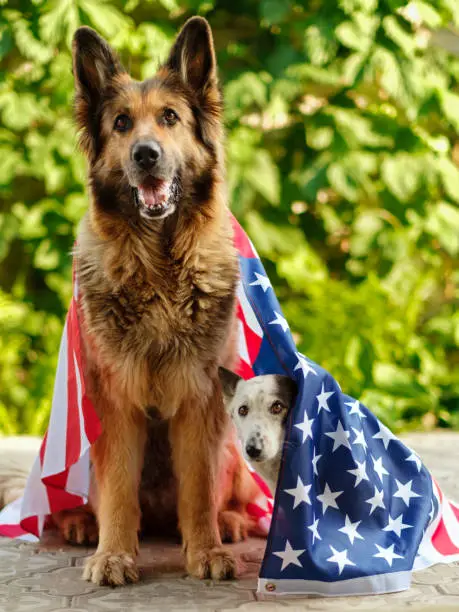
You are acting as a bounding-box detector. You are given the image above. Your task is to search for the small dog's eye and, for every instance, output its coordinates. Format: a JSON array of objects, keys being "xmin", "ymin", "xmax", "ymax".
[
  {"xmin": 114, "ymin": 114, "xmax": 132, "ymax": 132},
  {"xmin": 164, "ymin": 108, "xmax": 179, "ymax": 126},
  {"xmin": 238, "ymin": 405, "xmax": 249, "ymax": 417},
  {"xmin": 270, "ymin": 401, "xmax": 284, "ymax": 415}
]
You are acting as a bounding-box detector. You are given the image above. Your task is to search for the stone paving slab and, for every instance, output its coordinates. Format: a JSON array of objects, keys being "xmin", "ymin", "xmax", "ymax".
[{"xmin": 0, "ymin": 433, "xmax": 458, "ymax": 611}]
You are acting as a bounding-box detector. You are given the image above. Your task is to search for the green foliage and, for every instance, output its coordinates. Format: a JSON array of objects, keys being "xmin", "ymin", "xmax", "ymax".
[{"xmin": 0, "ymin": 0, "xmax": 458, "ymax": 434}]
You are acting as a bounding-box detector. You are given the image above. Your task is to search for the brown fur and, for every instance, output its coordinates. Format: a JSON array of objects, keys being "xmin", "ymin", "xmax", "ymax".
[{"xmin": 60, "ymin": 17, "xmax": 257, "ymax": 586}]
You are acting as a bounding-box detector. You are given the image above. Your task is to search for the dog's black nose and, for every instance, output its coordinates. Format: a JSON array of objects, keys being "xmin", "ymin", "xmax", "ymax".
[
  {"xmin": 132, "ymin": 141, "xmax": 161, "ymax": 170},
  {"xmin": 246, "ymin": 444, "xmax": 262, "ymax": 459}
]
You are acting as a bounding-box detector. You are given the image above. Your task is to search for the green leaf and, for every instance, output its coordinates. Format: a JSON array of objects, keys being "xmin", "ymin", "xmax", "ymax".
[
  {"xmin": 425, "ymin": 201, "xmax": 459, "ymax": 256},
  {"xmin": 382, "ymin": 16, "xmax": 415, "ymax": 57},
  {"xmin": 34, "ymin": 239, "xmax": 60, "ymax": 270},
  {"xmin": 381, "ymin": 154, "xmax": 425, "ymax": 202},
  {"xmin": 335, "ymin": 20, "xmax": 371, "ymax": 52},
  {"xmin": 437, "ymin": 157, "xmax": 459, "ymax": 203},
  {"xmin": 373, "ymin": 363, "xmax": 427, "ymax": 398},
  {"xmin": 245, "ymin": 149, "xmax": 280, "ymax": 205},
  {"xmin": 439, "ymin": 90, "xmax": 459, "ymax": 132},
  {"xmin": 304, "ymin": 20, "xmax": 338, "ymax": 66}
]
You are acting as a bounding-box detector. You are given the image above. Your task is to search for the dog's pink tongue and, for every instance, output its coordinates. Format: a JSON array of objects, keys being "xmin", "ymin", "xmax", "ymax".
[{"xmin": 138, "ymin": 181, "xmax": 168, "ymax": 208}]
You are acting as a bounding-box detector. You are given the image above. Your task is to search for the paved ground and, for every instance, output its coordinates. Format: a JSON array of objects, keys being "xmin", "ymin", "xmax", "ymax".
[{"xmin": 1, "ymin": 432, "xmax": 458, "ymax": 612}]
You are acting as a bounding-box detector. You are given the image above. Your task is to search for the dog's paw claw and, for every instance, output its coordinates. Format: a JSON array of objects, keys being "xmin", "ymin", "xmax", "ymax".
[
  {"xmin": 83, "ymin": 552, "xmax": 139, "ymax": 586},
  {"xmin": 187, "ymin": 547, "xmax": 236, "ymax": 580}
]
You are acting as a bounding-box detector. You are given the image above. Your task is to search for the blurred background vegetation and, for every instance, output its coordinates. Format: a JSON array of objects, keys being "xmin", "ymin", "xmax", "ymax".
[{"xmin": 0, "ymin": 0, "xmax": 458, "ymax": 435}]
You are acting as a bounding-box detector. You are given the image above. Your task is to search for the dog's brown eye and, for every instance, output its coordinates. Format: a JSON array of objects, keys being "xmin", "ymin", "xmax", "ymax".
[
  {"xmin": 114, "ymin": 114, "xmax": 132, "ymax": 132},
  {"xmin": 164, "ymin": 108, "xmax": 179, "ymax": 126},
  {"xmin": 238, "ymin": 405, "xmax": 249, "ymax": 417},
  {"xmin": 270, "ymin": 401, "xmax": 284, "ymax": 415}
]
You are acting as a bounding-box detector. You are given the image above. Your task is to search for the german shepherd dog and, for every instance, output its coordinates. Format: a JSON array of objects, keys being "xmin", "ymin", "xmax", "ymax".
[{"xmin": 62, "ymin": 17, "xmax": 256, "ymax": 586}]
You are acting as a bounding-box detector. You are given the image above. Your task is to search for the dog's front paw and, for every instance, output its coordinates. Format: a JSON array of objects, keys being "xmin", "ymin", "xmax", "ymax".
[
  {"xmin": 186, "ymin": 547, "xmax": 236, "ymax": 580},
  {"xmin": 83, "ymin": 551, "xmax": 139, "ymax": 586},
  {"xmin": 55, "ymin": 508, "xmax": 98, "ymax": 545},
  {"xmin": 218, "ymin": 510, "xmax": 248, "ymax": 543}
]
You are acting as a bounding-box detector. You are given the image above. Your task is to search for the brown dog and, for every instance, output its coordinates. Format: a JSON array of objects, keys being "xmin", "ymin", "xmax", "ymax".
[{"xmin": 64, "ymin": 17, "xmax": 252, "ymax": 586}]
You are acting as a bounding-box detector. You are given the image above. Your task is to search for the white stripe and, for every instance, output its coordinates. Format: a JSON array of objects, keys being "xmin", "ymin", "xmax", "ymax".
[
  {"xmin": 73, "ymin": 276, "xmax": 79, "ymax": 300},
  {"xmin": 0, "ymin": 498, "xmax": 39, "ymax": 542},
  {"xmin": 73, "ymin": 350, "xmax": 90, "ymax": 454},
  {"xmin": 66, "ymin": 451, "xmax": 90, "ymax": 499},
  {"xmin": 258, "ymin": 571, "xmax": 411, "ymax": 597},
  {"xmin": 439, "ymin": 495, "xmax": 459, "ymax": 550},
  {"xmin": 42, "ymin": 320, "xmax": 69, "ymax": 478},
  {"xmin": 237, "ymin": 281, "xmax": 263, "ymax": 338},
  {"xmin": 414, "ymin": 480, "xmax": 446, "ymax": 568},
  {"xmin": 20, "ymin": 455, "xmax": 51, "ymax": 529},
  {"xmin": 237, "ymin": 319, "xmax": 251, "ymax": 365}
]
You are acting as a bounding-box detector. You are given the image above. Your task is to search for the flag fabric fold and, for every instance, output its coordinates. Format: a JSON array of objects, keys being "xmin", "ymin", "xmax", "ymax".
[{"xmin": 1, "ymin": 214, "xmax": 458, "ymax": 598}]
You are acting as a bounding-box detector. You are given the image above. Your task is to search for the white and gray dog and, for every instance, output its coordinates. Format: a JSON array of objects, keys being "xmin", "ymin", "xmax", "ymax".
[{"xmin": 219, "ymin": 368, "xmax": 297, "ymax": 494}]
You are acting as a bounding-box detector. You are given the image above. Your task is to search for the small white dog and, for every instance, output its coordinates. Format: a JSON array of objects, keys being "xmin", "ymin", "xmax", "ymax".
[{"xmin": 219, "ymin": 368, "xmax": 297, "ymax": 494}]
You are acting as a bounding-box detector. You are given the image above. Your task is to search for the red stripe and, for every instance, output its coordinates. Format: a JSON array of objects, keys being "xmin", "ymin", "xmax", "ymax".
[
  {"xmin": 236, "ymin": 302, "xmax": 263, "ymax": 366},
  {"xmin": 235, "ymin": 357, "xmax": 254, "ymax": 380},
  {"xmin": 231, "ymin": 215, "xmax": 256, "ymax": 259},
  {"xmin": 39, "ymin": 431, "xmax": 48, "ymax": 466},
  {"xmin": 431, "ymin": 485, "xmax": 459, "ymax": 556},
  {"xmin": 20, "ymin": 516, "xmax": 40, "ymax": 538},
  {"xmin": 70, "ymin": 299, "xmax": 102, "ymax": 443},
  {"xmin": 66, "ymin": 307, "xmax": 82, "ymax": 468},
  {"xmin": 0, "ymin": 524, "xmax": 30, "ymax": 538}
]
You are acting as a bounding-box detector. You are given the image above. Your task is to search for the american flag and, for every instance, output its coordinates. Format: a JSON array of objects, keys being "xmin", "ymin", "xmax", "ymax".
[
  {"xmin": 1, "ymin": 214, "xmax": 459, "ymax": 598},
  {"xmin": 231, "ymin": 216, "xmax": 459, "ymax": 596}
]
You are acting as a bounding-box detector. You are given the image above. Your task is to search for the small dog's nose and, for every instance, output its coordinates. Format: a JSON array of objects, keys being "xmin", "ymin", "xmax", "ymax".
[
  {"xmin": 246, "ymin": 444, "xmax": 262, "ymax": 459},
  {"xmin": 132, "ymin": 141, "xmax": 161, "ymax": 170}
]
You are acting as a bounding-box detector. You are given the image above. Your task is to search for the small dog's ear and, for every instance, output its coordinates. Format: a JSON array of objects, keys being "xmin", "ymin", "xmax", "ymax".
[
  {"xmin": 166, "ymin": 17, "xmax": 217, "ymax": 95},
  {"xmin": 218, "ymin": 367, "xmax": 242, "ymax": 402},
  {"xmin": 72, "ymin": 27, "xmax": 123, "ymax": 158},
  {"xmin": 275, "ymin": 375, "xmax": 298, "ymax": 406}
]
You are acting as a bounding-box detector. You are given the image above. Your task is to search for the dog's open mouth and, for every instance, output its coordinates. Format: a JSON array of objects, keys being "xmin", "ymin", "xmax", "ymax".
[{"xmin": 133, "ymin": 177, "xmax": 173, "ymax": 219}]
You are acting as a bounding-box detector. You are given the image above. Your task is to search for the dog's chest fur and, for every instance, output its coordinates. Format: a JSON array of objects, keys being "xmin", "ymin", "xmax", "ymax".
[{"xmin": 76, "ymin": 213, "xmax": 238, "ymax": 411}]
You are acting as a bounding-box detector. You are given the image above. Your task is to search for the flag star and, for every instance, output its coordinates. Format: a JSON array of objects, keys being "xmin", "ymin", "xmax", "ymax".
[
  {"xmin": 317, "ymin": 483, "xmax": 343, "ymax": 515},
  {"xmin": 269, "ymin": 310, "xmax": 289, "ymax": 333},
  {"xmin": 312, "ymin": 446, "xmax": 322, "ymax": 476},
  {"xmin": 273, "ymin": 540, "xmax": 305, "ymax": 571},
  {"xmin": 294, "ymin": 352, "xmax": 318, "ymax": 380},
  {"xmin": 373, "ymin": 543, "xmax": 403, "ymax": 567},
  {"xmin": 284, "ymin": 476, "xmax": 312, "ymax": 509},
  {"xmin": 249, "ymin": 272, "xmax": 271, "ymax": 292},
  {"xmin": 351, "ymin": 427, "xmax": 367, "ymax": 451},
  {"xmin": 347, "ymin": 459, "xmax": 369, "ymax": 487},
  {"xmin": 365, "ymin": 486, "xmax": 385, "ymax": 515},
  {"xmin": 338, "ymin": 515, "xmax": 364, "ymax": 545},
  {"xmin": 316, "ymin": 383, "xmax": 334, "ymax": 413},
  {"xmin": 371, "ymin": 455, "xmax": 389, "ymax": 482},
  {"xmin": 406, "ymin": 451, "xmax": 422, "ymax": 472},
  {"xmin": 327, "ymin": 546, "xmax": 356, "ymax": 575},
  {"xmin": 307, "ymin": 515, "xmax": 321, "ymax": 544},
  {"xmin": 294, "ymin": 412, "xmax": 315, "ymax": 443},
  {"xmin": 325, "ymin": 421, "xmax": 352, "ymax": 452},
  {"xmin": 393, "ymin": 479, "xmax": 421, "ymax": 508},
  {"xmin": 345, "ymin": 399, "xmax": 367, "ymax": 419},
  {"xmin": 383, "ymin": 513, "xmax": 413, "ymax": 538},
  {"xmin": 372, "ymin": 422, "xmax": 397, "ymax": 450}
]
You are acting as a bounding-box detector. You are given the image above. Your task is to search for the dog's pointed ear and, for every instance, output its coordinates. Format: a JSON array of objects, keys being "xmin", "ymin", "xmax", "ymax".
[
  {"xmin": 72, "ymin": 27, "xmax": 123, "ymax": 158},
  {"xmin": 218, "ymin": 367, "xmax": 242, "ymax": 402},
  {"xmin": 166, "ymin": 17, "xmax": 217, "ymax": 95}
]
